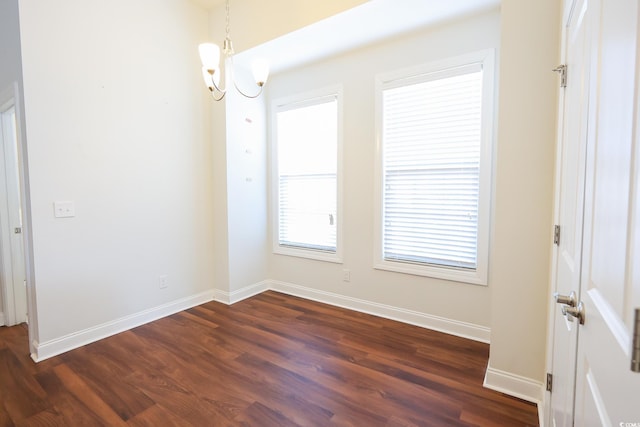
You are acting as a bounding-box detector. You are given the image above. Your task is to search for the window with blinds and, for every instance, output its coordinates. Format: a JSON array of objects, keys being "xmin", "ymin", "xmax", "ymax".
[
  {"xmin": 376, "ymin": 51, "xmax": 494, "ymax": 285},
  {"xmin": 273, "ymin": 91, "xmax": 342, "ymax": 261}
]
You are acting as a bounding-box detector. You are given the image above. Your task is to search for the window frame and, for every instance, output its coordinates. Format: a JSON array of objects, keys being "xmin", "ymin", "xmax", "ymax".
[
  {"xmin": 373, "ymin": 50, "xmax": 495, "ymax": 285},
  {"xmin": 270, "ymin": 86, "xmax": 344, "ymax": 263}
]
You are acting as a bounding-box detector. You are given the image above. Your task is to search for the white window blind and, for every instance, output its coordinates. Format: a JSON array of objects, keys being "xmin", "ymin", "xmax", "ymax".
[
  {"xmin": 382, "ymin": 64, "xmax": 483, "ymax": 270},
  {"xmin": 276, "ymin": 96, "xmax": 338, "ymax": 253}
]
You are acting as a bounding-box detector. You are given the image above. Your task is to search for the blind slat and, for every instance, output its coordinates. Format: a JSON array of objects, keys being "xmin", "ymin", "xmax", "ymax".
[
  {"xmin": 382, "ymin": 69, "xmax": 483, "ymax": 269},
  {"xmin": 277, "ymin": 99, "xmax": 338, "ymax": 252}
]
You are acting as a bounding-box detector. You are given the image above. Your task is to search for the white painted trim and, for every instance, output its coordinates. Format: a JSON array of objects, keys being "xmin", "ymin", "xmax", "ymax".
[
  {"xmin": 267, "ymin": 279, "xmax": 491, "ymax": 343},
  {"xmin": 270, "ymin": 86, "xmax": 344, "ymax": 265},
  {"xmin": 213, "ymin": 281, "xmax": 270, "ymax": 305},
  {"xmin": 373, "ymin": 49, "xmax": 496, "ymax": 287},
  {"xmin": 538, "ymin": 392, "xmax": 548, "ymax": 427},
  {"xmin": 483, "ymin": 363, "xmax": 544, "ymax": 405},
  {"xmin": 31, "ymin": 290, "xmax": 214, "ymax": 362}
]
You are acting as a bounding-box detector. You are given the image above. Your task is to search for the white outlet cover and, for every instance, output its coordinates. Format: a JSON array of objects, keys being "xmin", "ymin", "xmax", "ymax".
[{"xmin": 54, "ymin": 201, "xmax": 75, "ymax": 218}]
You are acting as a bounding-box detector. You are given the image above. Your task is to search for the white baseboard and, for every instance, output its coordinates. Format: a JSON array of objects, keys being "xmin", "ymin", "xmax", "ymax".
[
  {"xmin": 27, "ymin": 278, "xmax": 543, "ymax": 416},
  {"xmin": 31, "ymin": 290, "xmax": 214, "ymax": 362},
  {"xmin": 538, "ymin": 394, "xmax": 547, "ymax": 427},
  {"xmin": 214, "ymin": 281, "xmax": 270, "ymax": 305},
  {"xmin": 267, "ymin": 279, "xmax": 491, "ymax": 343},
  {"xmin": 483, "ymin": 363, "xmax": 544, "ymax": 405}
]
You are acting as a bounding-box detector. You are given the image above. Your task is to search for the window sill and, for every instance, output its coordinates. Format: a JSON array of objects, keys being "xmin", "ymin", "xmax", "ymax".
[
  {"xmin": 374, "ymin": 259, "xmax": 487, "ymax": 286},
  {"xmin": 274, "ymin": 245, "xmax": 343, "ymax": 264}
]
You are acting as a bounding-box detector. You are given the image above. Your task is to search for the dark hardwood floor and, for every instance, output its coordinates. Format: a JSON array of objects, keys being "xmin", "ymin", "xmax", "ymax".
[{"xmin": 0, "ymin": 291, "xmax": 538, "ymax": 426}]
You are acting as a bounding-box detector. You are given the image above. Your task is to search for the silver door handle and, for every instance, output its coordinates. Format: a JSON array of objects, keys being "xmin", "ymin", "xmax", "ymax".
[
  {"xmin": 562, "ymin": 301, "xmax": 585, "ymax": 325},
  {"xmin": 554, "ymin": 291, "xmax": 576, "ymax": 307}
]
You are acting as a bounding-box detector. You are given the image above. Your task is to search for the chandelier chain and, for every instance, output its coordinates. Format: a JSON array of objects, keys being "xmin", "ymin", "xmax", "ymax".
[{"xmin": 225, "ymin": 0, "xmax": 230, "ymax": 39}]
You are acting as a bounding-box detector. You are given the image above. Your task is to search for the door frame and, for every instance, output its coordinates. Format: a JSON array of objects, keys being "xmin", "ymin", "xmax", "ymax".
[
  {"xmin": 0, "ymin": 81, "xmax": 35, "ymax": 343},
  {"xmin": 543, "ymin": 0, "xmax": 582, "ymax": 424}
]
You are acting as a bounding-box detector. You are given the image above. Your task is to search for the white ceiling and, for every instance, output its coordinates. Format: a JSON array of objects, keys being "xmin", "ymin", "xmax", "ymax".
[{"xmin": 235, "ymin": 0, "xmax": 501, "ymax": 74}]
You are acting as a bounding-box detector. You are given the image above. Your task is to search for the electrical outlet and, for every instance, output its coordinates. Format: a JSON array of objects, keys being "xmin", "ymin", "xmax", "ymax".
[
  {"xmin": 342, "ymin": 269, "xmax": 351, "ymax": 282},
  {"xmin": 54, "ymin": 201, "xmax": 75, "ymax": 218},
  {"xmin": 159, "ymin": 275, "xmax": 168, "ymax": 289}
]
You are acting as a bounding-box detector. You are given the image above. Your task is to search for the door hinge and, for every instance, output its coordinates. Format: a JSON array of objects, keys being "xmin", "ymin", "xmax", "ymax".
[
  {"xmin": 14, "ymin": 227, "xmax": 22, "ymax": 234},
  {"xmin": 553, "ymin": 65, "xmax": 567, "ymax": 88},
  {"xmin": 553, "ymin": 225, "xmax": 561, "ymax": 246},
  {"xmin": 546, "ymin": 373, "xmax": 553, "ymax": 392}
]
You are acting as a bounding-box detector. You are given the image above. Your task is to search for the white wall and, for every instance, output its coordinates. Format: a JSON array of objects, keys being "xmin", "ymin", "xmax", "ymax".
[
  {"xmin": 11, "ymin": 0, "xmax": 561, "ymax": 404},
  {"xmin": 205, "ymin": 0, "xmax": 370, "ymax": 301},
  {"xmin": 18, "ymin": 0, "xmax": 215, "ymax": 354},
  {"xmin": 266, "ymin": 2, "xmax": 561, "ymax": 400},
  {"xmin": 266, "ymin": 11, "xmax": 500, "ymax": 331},
  {"xmin": 225, "ymin": 69, "xmax": 268, "ymax": 295}
]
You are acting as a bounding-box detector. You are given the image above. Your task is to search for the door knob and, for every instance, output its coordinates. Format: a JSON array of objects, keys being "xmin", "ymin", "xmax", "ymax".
[
  {"xmin": 554, "ymin": 291, "xmax": 577, "ymax": 307},
  {"xmin": 562, "ymin": 301, "xmax": 585, "ymax": 325}
]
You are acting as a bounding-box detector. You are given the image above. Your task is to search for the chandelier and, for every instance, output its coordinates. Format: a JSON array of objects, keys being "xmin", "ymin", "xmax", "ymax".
[{"xmin": 198, "ymin": 0, "xmax": 269, "ymax": 101}]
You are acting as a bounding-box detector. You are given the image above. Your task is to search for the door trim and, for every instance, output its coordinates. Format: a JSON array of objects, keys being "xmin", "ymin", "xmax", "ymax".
[
  {"xmin": 0, "ymin": 83, "xmax": 22, "ymax": 326},
  {"xmin": 0, "ymin": 81, "xmax": 36, "ymax": 352},
  {"xmin": 543, "ymin": 0, "xmax": 579, "ymax": 424}
]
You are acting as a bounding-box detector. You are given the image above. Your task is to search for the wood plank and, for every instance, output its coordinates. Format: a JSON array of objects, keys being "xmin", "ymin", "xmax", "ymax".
[{"xmin": 0, "ymin": 291, "xmax": 538, "ymax": 425}]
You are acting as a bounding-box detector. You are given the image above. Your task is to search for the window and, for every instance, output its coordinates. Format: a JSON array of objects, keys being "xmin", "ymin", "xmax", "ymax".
[
  {"xmin": 272, "ymin": 88, "xmax": 342, "ymax": 262},
  {"xmin": 375, "ymin": 51, "xmax": 495, "ymax": 285}
]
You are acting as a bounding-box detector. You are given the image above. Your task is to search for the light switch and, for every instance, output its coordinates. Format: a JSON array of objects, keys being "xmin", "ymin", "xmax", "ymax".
[{"xmin": 54, "ymin": 201, "xmax": 75, "ymax": 218}]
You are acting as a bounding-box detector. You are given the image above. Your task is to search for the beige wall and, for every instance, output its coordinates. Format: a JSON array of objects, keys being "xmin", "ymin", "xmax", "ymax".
[
  {"xmin": 225, "ymin": 71, "xmax": 268, "ymax": 294},
  {"xmin": 489, "ymin": 0, "xmax": 560, "ymax": 383},
  {"xmin": 14, "ymin": 0, "xmax": 561, "ymax": 399},
  {"xmin": 265, "ymin": 10, "xmax": 500, "ymax": 330},
  {"xmin": 205, "ymin": 0, "xmax": 371, "ymax": 297},
  {"xmin": 18, "ymin": 0, "xmax": 214, "ymax": 346},
  {"xmin": 210, "ymin": 0, "xmax": 561, "ymax": 394}
]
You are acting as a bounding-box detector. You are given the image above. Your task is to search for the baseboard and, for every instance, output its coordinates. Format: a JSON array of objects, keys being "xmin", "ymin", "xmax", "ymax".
[
  {"xmin": 538, "ymin": 394, "xmax": 547, "ymax": 427},
  {"xmin": 267, "ymin": 279, "xmax": 491, "ymax": 343},
  {"xmin": 31, "ymin": 290, "xmax": 215, "ymax": 362},
  {"xmin": 213, "ymin": 281, "xmax": 270, "ymax": 305},
  {"xmin": 483, "ymin": 363, "xmax": 544, "ymax": 405}
]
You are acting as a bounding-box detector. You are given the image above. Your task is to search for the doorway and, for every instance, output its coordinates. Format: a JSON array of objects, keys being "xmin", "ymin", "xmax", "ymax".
[{"xmin": 0, "ymin": 83, "xmax": 27, "ymax": 327}]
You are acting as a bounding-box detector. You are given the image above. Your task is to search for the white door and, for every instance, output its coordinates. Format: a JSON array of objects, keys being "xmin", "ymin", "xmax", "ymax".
[
  {"xmin": 549, "ymin": 0, "xmax": 593, "ymax": 425},
  {"xmin": 0, "ymin": 92, "xmax": 27, "ymax": 326},
  {"xmin": 573, "ymin": 0, "xmax": 640, "ymax": 423}
]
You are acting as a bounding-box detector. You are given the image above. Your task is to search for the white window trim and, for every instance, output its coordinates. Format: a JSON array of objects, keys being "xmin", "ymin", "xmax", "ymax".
[
  {"xmin": 270, "ymin": 85, "xmax": 344, "ymax": 264},
  {"xmin": 373, "ymin": 49, "xmax": 495, "ymax": 285}
]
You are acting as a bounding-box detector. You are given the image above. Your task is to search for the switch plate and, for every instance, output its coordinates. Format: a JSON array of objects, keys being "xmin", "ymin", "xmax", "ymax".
[
  {"xmin": 342, "ymin": 269, "xmax": 351, "ymax": 282},
  {"xmin": 54, "ymin": 201, "xmax": 75, "ymax": 218},
  {"xmin": 159, "ymin": 275, "xmax": 168, "ymax": 289}
]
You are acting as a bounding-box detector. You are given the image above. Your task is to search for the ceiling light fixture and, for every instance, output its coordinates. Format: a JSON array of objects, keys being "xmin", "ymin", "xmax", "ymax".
[{"xmin": 198, "ymin": 0, "xmax": 269, "ymax": 101}]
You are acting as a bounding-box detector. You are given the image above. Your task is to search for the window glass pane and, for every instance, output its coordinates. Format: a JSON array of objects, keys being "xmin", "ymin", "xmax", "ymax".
[
  {"xmin": 277, "ymin": 98, "xmax": 337, "ymax": 252},
  {"xmin": 382, "ymin": 68, "xmax": 483, "ymax": 269}
]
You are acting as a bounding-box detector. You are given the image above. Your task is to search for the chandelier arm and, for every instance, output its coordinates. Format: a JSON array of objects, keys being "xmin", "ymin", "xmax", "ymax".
[
  {"xmin": 232, "ymin": 78, "xmax": 264, "ymax": 99},
  {"xmin": 210, "ymin": 77, "xmax": 227, "ymax": 97},
  {"xmin": 200, "ymin": 0, "xmax": 266, "ymax": 101},
  {"xmin": 210, "ymin": 89, "xmax": 226, "ymax": 101},
  {"xmin": 227, "ymin": 55, "xmax": 263, "ymax": 99}
]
